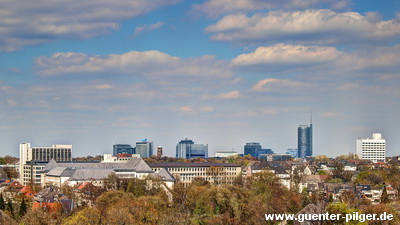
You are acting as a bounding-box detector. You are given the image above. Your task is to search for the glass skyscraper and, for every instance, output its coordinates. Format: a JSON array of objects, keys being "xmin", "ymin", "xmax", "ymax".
[
  {"xmin": 298, "ymin": 124, "xmax": 313, "ymax": 158},
  {"xmin": 176, "ymin": 138, "xmax": 208, "ymax": 159}
]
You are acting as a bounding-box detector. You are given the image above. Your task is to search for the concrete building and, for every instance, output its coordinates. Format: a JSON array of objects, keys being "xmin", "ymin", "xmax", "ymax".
[
  {"xmin": 149, "ymin": 162, "xmax": 241, "ymax": 186},
  {"xmin": 19, "ymin": 143, "xmax": 72, "ymax": 185},
  {"xmin": 356, "ymin": 133, "xmax": 386, "ymax": 162},
  {"xmin": 136, "ymin": 139, "xmax": 153, "ymax": 158},
  {"xmin": 176, "ymin": 138, "xmax": 208, "ymax": 159},
  {"xmin": 157, "ymin": 146, "xmax": 163, "ymax": 158}
]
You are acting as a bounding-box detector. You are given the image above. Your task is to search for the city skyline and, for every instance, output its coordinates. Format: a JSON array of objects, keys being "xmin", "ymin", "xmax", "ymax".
[{"xmin": 1, "ymin": 1, "xmax": 400, "ymax": 157}]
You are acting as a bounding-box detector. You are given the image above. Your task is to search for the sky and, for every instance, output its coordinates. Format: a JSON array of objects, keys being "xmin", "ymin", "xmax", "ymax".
[{"xmin": 1, "ymin": 0, "xmax": 400, "ymax": 157}]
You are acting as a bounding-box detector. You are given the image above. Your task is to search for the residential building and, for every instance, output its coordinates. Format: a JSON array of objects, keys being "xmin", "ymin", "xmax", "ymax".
[
  {"xmin": 136, "ymin": 139, "xmax": 153, "ymax": 158},
  {"xmin": 19, "ymin": 143, "xmax": 72, "ymax": 185},
  {"xmin": 149, "ymin": 162, "xmax": 241, "ymax": 186},
  {"xmin": 356, "ymin": 133, "xmax": 386, "ymax": 162},
  {"xmin": 113, "ymin": 144, "xmax": 135, "ymax": 155},
  {"xmin": 286, "ymin": 148, "xmax": 298, "ymax": 158},
  {"xmin": 260, "ymin": 154, "xmax": 293, "ymax": 162},
  {"xmin": 298, "ymin": 124, "xmax": 313, "ymax": 158},
  {"xmin": 176, "ymin": 138, "xmax": 208, "ymax": 159}
]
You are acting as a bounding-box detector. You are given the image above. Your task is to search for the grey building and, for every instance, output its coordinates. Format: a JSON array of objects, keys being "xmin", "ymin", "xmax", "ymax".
[
  {"xmin": 136, "ymin": 139, "xmax": 153, "ymax": 158},
  {"xmin": 298, "ymin": 124, "xmax": 313, "ymax": 158},
  {"xmin": 244, "ymin": 143, "xmax": 274, "ymax": 158},
  {"xmin": 113, "ymin": 144, "xmax": 135, "ymax": 155},
  {"xmin": 176, "ymin": 138, "xmax": 208, "ymax": 159}
]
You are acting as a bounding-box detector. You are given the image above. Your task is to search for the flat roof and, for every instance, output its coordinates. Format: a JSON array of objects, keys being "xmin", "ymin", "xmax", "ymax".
[{"xmin": 148, "ymin": 162, "xmax": 240, "ymax": 168}]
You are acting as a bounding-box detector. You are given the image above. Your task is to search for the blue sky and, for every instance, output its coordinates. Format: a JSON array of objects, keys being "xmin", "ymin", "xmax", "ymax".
[{"xmin": 1, "ymin": 0, "xmax": 400, "ymax": 157}]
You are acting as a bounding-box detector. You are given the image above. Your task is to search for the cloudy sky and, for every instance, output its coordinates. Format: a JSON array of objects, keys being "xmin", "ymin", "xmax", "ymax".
[{"xmin": 1, "ymin": 0, "xmax": 400, "ymax": 157}]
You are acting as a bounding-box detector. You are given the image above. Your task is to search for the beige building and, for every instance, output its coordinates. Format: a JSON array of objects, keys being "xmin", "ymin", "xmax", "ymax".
[{"xmin": 148, "ymin": 162, "xmax": 241, "ymax": 186}]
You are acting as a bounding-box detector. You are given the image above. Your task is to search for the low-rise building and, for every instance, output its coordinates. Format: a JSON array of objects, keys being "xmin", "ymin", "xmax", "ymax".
[{"xmin": 149, "ymin": 162, "xmax": 241, "ymax": 186}]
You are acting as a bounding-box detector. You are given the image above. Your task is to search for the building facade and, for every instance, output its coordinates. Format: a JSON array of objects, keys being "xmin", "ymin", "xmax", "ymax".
[
  {"xmin": 113, "ymin": 144, "xmax": 135, "ymax": 155},
  {"xmin": 176, "ymin": 138, "xmax": 208, "ymax": 159},
  {"xmin": 356, "ymin": 133, "xmax": 386, "ymax": 162},
  {"xmin": 244, "ymin": 143, "xmax": 274, "ymax": 158},
  {"xmin": 286, "ymin": 148, "xmax": 299, "ymax": 158},
  {"xmin": 149, "ymin": 162, "xmax": 241, "ymax": 186},
  {"xmin": 136, "ymin": 139, "xmax": 153, "ymax": 158},
  {"xmin": 298, "ymin": 124, "xmax": 312, "ymax": 158},
  {"xmin": 157, "ymin": 146, "xmax": 163, "ymax": 158},
  {"xmin": 19, "ymin": 143, "xmax": 72, "ymax": 185}
]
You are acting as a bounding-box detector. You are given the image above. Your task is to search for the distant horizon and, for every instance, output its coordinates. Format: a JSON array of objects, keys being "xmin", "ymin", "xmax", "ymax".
[{"xmin": 1, "ymin": 0, "xmax": 399, "ymax": 158}]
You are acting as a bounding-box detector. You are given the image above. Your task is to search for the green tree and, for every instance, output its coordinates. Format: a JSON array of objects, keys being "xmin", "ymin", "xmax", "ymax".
[
  {"xmin": 7, "ymin": 199, "xmax": 14, "ymax": 216},
  {"xmin": 380, "ymin": 186, "xmax": 390, "ymax": 203},
  {"xmin": 0, "ymin": 193, "xmax": 5, "ymax": 210},
  {"xmin": 18, "ymin": 198, "xmax": 27, "ymax": 217}
]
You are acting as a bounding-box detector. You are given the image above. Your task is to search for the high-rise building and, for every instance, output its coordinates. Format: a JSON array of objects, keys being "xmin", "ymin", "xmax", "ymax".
[
  {"xmin": 113, "ymin": 144, "xmax": 135, "ymax": 155},
  {"xmin": 298, "ymin": 124, "xmax": 312, "ymax": 158},
  {"xmin": 356, "ymin": 133, "xmax": 386, "ymax": 162},
  {"xmin": 136, "ymin": 139, "xmax": 153, "ymax": 158},
  {"xmin": 157, "ymin": 146, "xmax": 163, "ymax": 158},
  {"xmin": 244, "ymin": 142, "xmax": 261, "ymax": 157},
  {"xmin": 176, "ymin": 138, "xmax": 208, "ymax": 159},
  {"xmin": 19, "ymin": 143, "xmax": 72, "ymax": 185}
]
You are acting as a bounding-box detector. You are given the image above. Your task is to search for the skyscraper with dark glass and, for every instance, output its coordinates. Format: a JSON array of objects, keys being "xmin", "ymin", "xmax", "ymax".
[
  {"xmin": 298, "ymin": 124, "xmax": 312, "ymax": 158},
  {"xmin": 113, "ymin": 144, "xmax": 135, "ymax": 155}
]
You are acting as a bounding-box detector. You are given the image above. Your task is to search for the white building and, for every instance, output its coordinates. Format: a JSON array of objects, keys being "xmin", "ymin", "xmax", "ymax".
[
  {"xmin": 356, "ymin": 133, "xmax": 386, "ymax": 162},
  {"xmin": 214, "ymin": 151, "xmax": 239, "ymax": 158},
  {"xmin": 102, "ymin": 154, "xmax": 140, "ymax": 163},
  {"xmin": 19, "ymin": 143, "xmax": 72, "ymax": 185}
]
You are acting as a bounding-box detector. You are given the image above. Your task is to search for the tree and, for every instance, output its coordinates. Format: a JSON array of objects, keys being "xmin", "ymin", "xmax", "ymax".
[
  {"xmin": 0, "ymin": 193, "xmax": 5, "ymax": 210},
  {"xmin": 18, "ymin": 198, "xmax": 27, "ymax": 217},
  {"xmin": 6, "ymin": 199, "xmax": 14, "ymax": 216},
  {"xmin": 62, "ymin": 207, "xmax": 102, "ymax": 225},
  {"xmin": 380, "ymin": 186, "xmax": 390, "ymax": 203}
]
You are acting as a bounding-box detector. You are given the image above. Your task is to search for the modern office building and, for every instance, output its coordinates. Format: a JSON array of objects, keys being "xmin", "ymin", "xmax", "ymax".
[
  {"xmin": 244, "ymin": 143, "xmax": 274, "ymax": 158},
  {"xmin": 113, "ymin": 144, "xmax": 135, "ymax": 155},
  {"xmin": 298, "ymin": 124, "xmax": 313, "ymax": 158},
  {"xmin": 286, "ymin": 148, "xmax": 298, "ymax": 158},
  {"xmin": 244, "ymin": 142, "xmax": 261, "ymax": 157},
  {"xmin": 136, "ymin": 139, "xmax": 153, "ymax": 158},
  {"xmin": 19, "ymin": 143, "xmax": 72, "ymax": 185},
  {"xmin": 356, "ymin": 133, "xmax": 386, "ymax": 162},
  {"xmin": 176, "ymin": 138, "xmax": 208, "ymax": 159}
]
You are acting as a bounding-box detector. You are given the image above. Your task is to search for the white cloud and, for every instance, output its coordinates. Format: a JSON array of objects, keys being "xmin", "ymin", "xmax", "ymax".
[
  {"xmin": 202, "ymin": 90, "xmax": 241, "ymax": 100},
  {"xmin": 34, "ymin": 50, "xmax": 232, "ymax": 79},
  {"xmin": 179, "ymin": 106, "xmax": 194, "ymax": 112},
  {"xmin": 206, "ymin": 9, "xmax": 400, "ymax": 45},
  {"xmin": 232, "ymin": 44, "xmax": 341, "ymax": 67},
  {"xmin": 200, "ymin": 106, "xmax": 216, "ymax": 113},
  {"xmin": 193, "ymin": 0, "xmax": 350, "ymax": 17},
  {"xmin": 132, "ymin": 22, "xmax": 165, "ymax": 38},
  {"xmin": 319, "ymin": 112, "xmax": 340, "ymax": 117},
  {"xmin": 0, "ymin": 0, "xmax": 180, "ymax": 52},
  {"xmin": 251, "ymin": 78, "xmax": 313, "ymax": 92}
]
